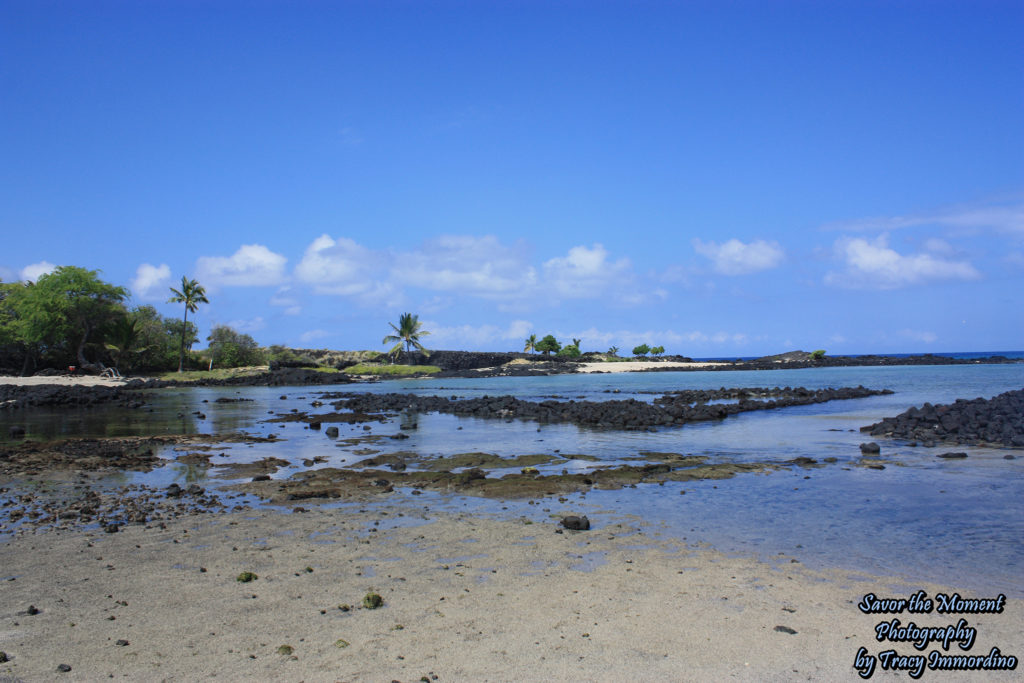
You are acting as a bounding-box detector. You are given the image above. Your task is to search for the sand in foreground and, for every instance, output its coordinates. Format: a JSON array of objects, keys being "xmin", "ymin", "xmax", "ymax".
[{"xmin": 1, "ymin": 507, "xmax": 1020, "ymax": 682}]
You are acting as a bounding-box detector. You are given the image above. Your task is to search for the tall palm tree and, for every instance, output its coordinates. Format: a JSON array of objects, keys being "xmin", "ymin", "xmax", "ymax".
[
  {"xmin": 571, "ymin": 338, "xmax": 581, "ymax": 348},
  {"xmin": 607, "ymin": 346, "xmax": 619, "ymax": 357},
  {"xmin": 383, "ymin": 312, "xmax": 430, "ymax": 361},
  {"xmin": 168, "ymin": 276, "xmax": 209, "ymax": 372},
  {"xmin": 524, "ymin": 334, "xmax": 538, "ymax": 354}
]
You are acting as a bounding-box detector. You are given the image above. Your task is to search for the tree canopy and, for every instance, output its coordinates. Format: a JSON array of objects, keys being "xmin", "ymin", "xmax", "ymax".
[{"xmin": 536, "ymin": 335, "xmax": 561, "ymax": 355}]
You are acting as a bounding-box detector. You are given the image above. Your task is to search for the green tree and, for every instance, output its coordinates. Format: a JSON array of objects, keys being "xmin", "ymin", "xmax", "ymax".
[
  {"xmin": 535, "ymin": 334, "xmax": 561, "ymax": 356},
  {"xmin": 810, "ymin": 349, "xmax": 826, "ymax": 360},
  {"xmin": 168, "ymin": 276, "xmax": 209, "ymax": 373},
  {"xmin": 104, "ymin": 313, "xmax": 148, "ymax": 373},
  {"xmin": 128, "ymin": 305, "xmax": 191, "ymax": 372},
  {"xmin": 25, "ymin": 267, "xmax": 128, "ymax": 372},
  {"xmin": 383, "ymin": 312, "xmax": 430, "ymax": 360},
  {"xmin": 572, "ymin": 338, "xmax": 581, "ymax": 348},
  {"xmin": 207, "ymin": 325, "xmax": 265, "ymax": 368},
  {"xmin": 556, "ymin": 344, "xmax": 581, "ymax": 358},
  {"xmin": 524, "ymin": 334, "xmax": 538, "ymax": 354},
  {"xmin": 651, "ymin": 345, "xmax": 665, "ymax": 357},
  {"xmin": 632, "ymin": 343, "xmax": 651, "ymax": 357},
  {"xmin": 607, "ymin": 346, "xmax": 619, "ymax": 357}
]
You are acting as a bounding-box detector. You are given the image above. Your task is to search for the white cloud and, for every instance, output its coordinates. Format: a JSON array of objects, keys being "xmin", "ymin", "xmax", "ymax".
[
  {"xmin": 294, "ymin": 234, "xmax": 395, "ymax": 303},
  {"xmin": 395, "ymin": 235, "xmax": 536, "ymax": 296},
  {"xmin": 825, "ymin": 234, "xmax": 981, "ymax": 289},
  {"xmin": 225, "ymin": 317, "xmax": 266, "ymax": 334},
  {"xmin": 424, "ymin": 320, "xmax": 534, "ymax": 349},
  {"xmin": 692, "ymin": 238, "xmax": 784, "ymax": 275},
  {"xmin": 824, "ymin": 201, "xmax": 1024, "ymax": 235},
  {"xmin": 299, "ymin": 329, "xmax": 330, "ymax": 344},
  {"xmin": 21, "ymin": 261, "xmax": 56, "ymax": 282},
  {"xmin": 269, "ymin": 286, "xmax": 302, "ymax": 315},
  {"xmin": 131, "ymin": 263, "xmax": 171, "ymax": 300},
  {"xmin": 555, "ymin": 327, "xmax": 750, "ymax": 353},
  {"xmin": 542, "ymin": 244, "xmax": 631, "ymax": 298},
  {"xmin": 196, "ymin": 244, "xmax": 287, "ymax": 287},
  {"xmin": 922, "ymin": 238, "xmax": 954, "ymax": 255}
]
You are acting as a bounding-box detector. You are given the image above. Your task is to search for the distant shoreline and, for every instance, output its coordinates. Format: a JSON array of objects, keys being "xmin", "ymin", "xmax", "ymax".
[{"xmin": 1, "ymin": 350, "xmax": 1022, "ymax": 387}]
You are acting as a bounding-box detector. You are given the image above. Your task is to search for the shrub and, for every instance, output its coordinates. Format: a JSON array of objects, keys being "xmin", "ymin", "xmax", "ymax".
[
  {"xmin": 810, "ymin": 349, "xmax": 826, "ymax": 360},
  {"xmin": 556, "ymin": 344, "xmax": 581, "ymax": 358},
  {"xmin": 632, "ymin": 344, "xmax": 651, "ymax": 357}
]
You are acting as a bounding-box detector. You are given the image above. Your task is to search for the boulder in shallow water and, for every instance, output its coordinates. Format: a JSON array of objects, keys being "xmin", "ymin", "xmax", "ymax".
[{"xmin": 560, "ymin": 515, "xmax": 591, "ymax": 531}]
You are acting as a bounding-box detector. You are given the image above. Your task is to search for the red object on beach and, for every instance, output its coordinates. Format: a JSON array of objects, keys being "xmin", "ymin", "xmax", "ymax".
[{"xmin": 68, "ymin": 366, "xmax": 76, "ymax": 374}]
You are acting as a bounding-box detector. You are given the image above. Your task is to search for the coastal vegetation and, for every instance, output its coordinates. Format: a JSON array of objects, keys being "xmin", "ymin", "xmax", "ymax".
[
  {"xmin": 535, "ymin": 335, "xmax": 560, "ymax": 355},
  {"xmin": 167, "ymin": 276, "xmax": 209, "ymax": 373},
  {"xmin": 383, "ymin": 312, "xmax": 430, "ymax": 360},
  {"xmin": 342, "ymin": 363, "xmax": 441, "ymax": 377}
]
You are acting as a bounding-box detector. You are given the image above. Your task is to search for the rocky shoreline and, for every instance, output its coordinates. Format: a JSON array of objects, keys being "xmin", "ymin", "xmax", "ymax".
[
  {"xmin": 862, "ymin": 388, "xmax": 1024, "ymax": 448},
  {"xmin": 324, "ymin": 385, "xmax": 892, "ymax": 431}
]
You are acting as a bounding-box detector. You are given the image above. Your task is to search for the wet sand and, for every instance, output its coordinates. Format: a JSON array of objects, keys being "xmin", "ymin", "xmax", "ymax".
[{"xmin": 2, "ymin": 506, "xmax": 1020, "ymax": 681}]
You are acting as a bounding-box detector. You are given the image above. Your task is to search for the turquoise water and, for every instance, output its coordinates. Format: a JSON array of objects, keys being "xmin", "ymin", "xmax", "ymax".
[{"xmin": 2, "ymin": 362, "xmax": 1022, "ymax": 594}]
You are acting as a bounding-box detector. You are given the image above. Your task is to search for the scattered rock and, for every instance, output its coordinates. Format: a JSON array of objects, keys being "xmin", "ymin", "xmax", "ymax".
[
  {"xmin": 774, "ymin": 625, "xmax": 797, "ymax": 634},
  {"xmin": 937, "ymin": 452, "xmax": 968, "ymax": 459},
  {"xmin": 236, "ymin": 571, "xmax": 258, "ymax": 583},
  {"xmin": 560, "ymin": 516, "xmax": 591, "ymax": 531},
  {"xmin": 362, "ymin": 592, "xmax": 383, "ymax": 609}
]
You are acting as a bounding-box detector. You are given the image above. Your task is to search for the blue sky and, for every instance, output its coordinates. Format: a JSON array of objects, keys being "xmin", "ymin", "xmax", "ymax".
[{"xmin": 2, "ymin": 1, "xmax": 1022, "ymax": 355}]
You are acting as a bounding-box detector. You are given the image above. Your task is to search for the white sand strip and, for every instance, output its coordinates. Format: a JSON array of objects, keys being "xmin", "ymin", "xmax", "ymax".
[
  {"xmin": 0, "ymin": 375, "xmax": 127, "ymax": 387},
  {"xmin": 575, "ymin": 361, "xmax": 731, "ymax": 373}
]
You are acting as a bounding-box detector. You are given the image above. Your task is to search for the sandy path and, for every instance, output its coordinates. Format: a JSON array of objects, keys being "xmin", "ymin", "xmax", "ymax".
[
  {"xmin": 0, "ymin": 375, "xmax": 127, "ymax": 387},
  {"xmin": 2, "ymin": 507, "xmax": 1018, "ymax": 681}
]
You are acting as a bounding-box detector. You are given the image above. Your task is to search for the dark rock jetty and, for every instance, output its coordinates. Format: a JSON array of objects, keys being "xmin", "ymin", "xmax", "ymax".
[
  {"xmin": 861, "ymin": 388, "xmax": 1024, "ymax": 447},
  {"xmin": 0, "ymin": 383, "xmax": 148, "ymax": 411},
  {"xmin": 328, "ymin": 385, "xmax": 892, "ymax": 431}
]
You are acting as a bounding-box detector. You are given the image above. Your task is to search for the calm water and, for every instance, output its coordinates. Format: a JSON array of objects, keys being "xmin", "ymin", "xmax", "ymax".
[{"xmin": 2, "ymin": 362, "xmax": 1022, "ymax": 595}]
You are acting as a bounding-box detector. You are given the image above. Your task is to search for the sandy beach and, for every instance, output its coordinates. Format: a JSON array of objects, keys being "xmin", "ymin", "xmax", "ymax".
[
  {"xmin": 575, "ymin": 361, "xmax": 731, "ymax": 373},
  {"xmin": 2, "ymin": 505, "xmax": 1020, "ymax": 682}
]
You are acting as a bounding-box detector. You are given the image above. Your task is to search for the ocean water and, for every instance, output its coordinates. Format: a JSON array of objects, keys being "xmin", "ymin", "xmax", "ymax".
[{"xmin": 2, "ymin": 361, "xmax": 1022, "ymax": 595}]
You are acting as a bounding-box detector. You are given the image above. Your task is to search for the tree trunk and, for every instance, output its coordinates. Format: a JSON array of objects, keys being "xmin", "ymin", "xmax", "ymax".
[
  {"xmin": 76, "ymin": 324, "xmax": 104, "ymax": 374},
  {"xmin": 178, "ymin": 308, "xmax": 188, "ymax": 372}
]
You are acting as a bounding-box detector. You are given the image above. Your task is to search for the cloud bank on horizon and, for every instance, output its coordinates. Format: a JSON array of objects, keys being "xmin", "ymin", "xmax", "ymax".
[{"xmin": 1, "ymin": 3, "xmax": 1021, "ymax": 355}]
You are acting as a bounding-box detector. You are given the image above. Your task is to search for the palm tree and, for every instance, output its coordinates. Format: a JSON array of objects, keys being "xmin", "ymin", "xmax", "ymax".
[
  {"xmin": 524, "ymin": 334, "xmax": 538, "ymax": 354},
  {"xmin": 607, "ymin": 346, "xmax": 619, "ymax": 357},
  {"xmin": 168, "ymin": 276, "xmax": 209, "ymax": 372},
  {"xmin": 383, "ymin": 312, "xmax": 430, "ymax": 362},
  {"xmin": 104, "ymin": 314, "xmax": 147, "ymax": 374},
  {"xmin": 571, "ymin": 338, "xmax": 581, "ymax": 348}
]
